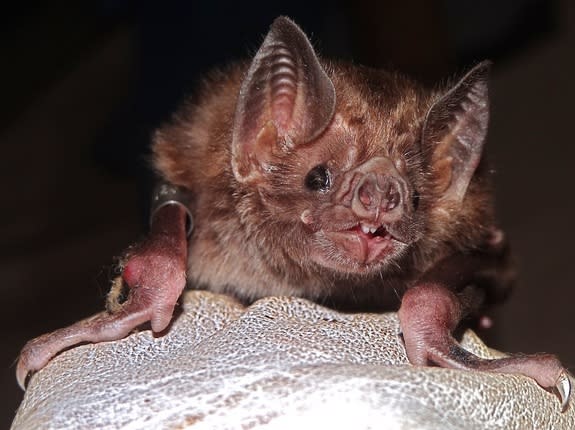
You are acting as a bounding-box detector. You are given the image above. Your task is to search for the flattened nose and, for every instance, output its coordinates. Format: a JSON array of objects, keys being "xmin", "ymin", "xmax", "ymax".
[{"xmin": 352, "ymin": 173, "xmax": 402, "ymax": 220}]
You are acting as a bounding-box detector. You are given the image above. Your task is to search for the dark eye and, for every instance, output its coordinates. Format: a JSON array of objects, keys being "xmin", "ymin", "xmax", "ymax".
[{"xmin": 305, "ymin": 165, "xmax": 331, "ymax": 192}]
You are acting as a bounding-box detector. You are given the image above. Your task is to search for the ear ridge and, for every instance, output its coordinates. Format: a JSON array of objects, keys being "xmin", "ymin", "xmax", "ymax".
[
  {"xmin": 423, "ymin": 61, "xmax": 491, "ymax": 203},
  {"xmin": 232, "ymin": 16, "xmax": 336, "ymax": 183}
]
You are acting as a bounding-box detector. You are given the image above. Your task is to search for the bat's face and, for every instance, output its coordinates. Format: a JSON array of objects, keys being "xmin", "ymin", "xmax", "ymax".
[
  {"xmin": 296, "ymin": 143, "xmax": 422, "ymax": 273},
  {"xmin": 230, "ymin": 17, "xmax": 489, "ymax": 277},
  {"xmin": 247, "ymin": 104, "xmax": 427, "ymax": 275}
]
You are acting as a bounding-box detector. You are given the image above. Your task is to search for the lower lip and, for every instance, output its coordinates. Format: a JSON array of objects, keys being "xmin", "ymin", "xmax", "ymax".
[{"xmin": 324, "ymin": 229, "xmax": 393, "ymax": 265}]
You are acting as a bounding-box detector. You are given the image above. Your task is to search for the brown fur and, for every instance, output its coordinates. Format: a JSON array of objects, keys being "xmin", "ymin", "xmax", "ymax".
[
  {"xmin": 20, "ymin": 19, "xmax": 569, "ymax": 398},
  {"xmin": 152, "ymin": 59, "xmax": 497, "ymax": 310}
]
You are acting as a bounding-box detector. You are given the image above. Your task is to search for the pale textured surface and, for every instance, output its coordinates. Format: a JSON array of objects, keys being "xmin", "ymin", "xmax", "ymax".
[{"xmin": 12, "ymin": 291, "xmax": 575, "ymax": 430}]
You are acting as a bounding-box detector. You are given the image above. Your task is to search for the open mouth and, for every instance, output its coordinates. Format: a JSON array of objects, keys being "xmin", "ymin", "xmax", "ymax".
[{"xmin": 324, "ymin": 221, "xmax": 395, "ymax": 266}]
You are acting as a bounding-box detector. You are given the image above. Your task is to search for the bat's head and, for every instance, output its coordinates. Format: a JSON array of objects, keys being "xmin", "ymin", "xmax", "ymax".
[{"xmin": 231, "ymin": 17, "xmax": 491, "ymax": 276}]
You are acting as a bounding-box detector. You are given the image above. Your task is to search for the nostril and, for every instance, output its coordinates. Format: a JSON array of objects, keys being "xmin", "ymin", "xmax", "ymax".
[
  {"xmin": 352, "ymin": 175, "xmax": 379, "ymax": 218},
  {"xmin": 358, "ymin": 182, "xmax": 373, "ymax": 207},
  {"xmin": 385, "ymin": 185, "xmax": 400, "ymax": 211}
]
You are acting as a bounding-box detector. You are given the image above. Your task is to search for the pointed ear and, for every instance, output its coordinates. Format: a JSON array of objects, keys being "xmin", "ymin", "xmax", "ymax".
[
  {"xmin": 423, "ymin": 61, "xmax": 491, "ymax": 203},
  {"xmin": 231, "ymin": 16, "xmax": 336, "ymax": 183}
]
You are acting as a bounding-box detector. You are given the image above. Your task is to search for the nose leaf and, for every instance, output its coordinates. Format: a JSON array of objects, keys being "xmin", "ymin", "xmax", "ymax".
[{"xmin": 352, "ymin": 174, "xmax": 402, "ymax": 221}]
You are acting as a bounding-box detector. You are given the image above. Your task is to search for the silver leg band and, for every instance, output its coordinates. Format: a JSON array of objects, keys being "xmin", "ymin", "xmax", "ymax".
[{"xmin": 150, "ymin": 181, "xmax": 194, "ymax": 237}]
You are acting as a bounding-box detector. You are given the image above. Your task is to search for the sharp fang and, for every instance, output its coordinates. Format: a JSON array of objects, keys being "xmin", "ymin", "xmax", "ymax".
[{"xmin": 369, "ymin": 227, "xmax": 377, "ymax": 234}]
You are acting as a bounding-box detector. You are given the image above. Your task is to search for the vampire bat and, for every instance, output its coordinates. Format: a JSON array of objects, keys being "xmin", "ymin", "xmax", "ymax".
[{"xmin": 17, "ymin": 16, "xmax": 570, "ymax": 408}]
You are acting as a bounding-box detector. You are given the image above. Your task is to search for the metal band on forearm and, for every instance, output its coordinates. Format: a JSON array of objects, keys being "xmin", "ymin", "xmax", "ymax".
[{"xmin": 150, "ymin": 181, "xmax": 194, "ymax": 237}]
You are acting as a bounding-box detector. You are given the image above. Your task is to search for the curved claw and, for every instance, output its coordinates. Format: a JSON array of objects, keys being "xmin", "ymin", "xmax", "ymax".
[
  {"xmin": 556, "ymin": 371, "xmax": 571, "ymax": 412},
  {"xmin": 16, "ymin": 365, "xmax": 32, "ymax": 391}
]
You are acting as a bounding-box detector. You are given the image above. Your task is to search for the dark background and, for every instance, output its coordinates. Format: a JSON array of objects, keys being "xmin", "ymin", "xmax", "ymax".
[{"xmin": 2, "ymin": 0, "xmax": 574, "ymax": 427}]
